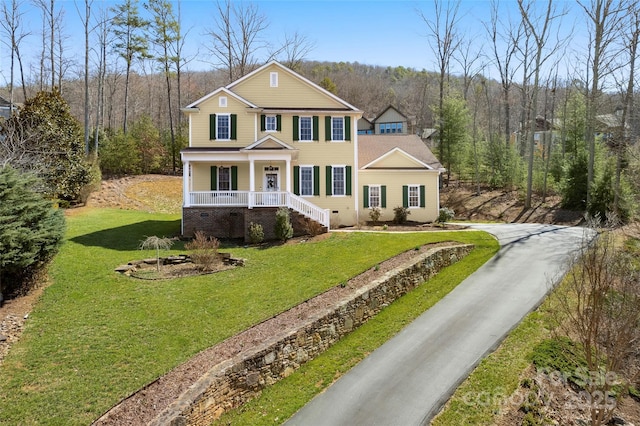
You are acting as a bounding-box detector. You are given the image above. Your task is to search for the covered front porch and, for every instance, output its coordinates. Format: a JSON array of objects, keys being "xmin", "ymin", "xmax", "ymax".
[{"xmin": 181, "ymin": 140, "xmax": 329, "ymax": 238}]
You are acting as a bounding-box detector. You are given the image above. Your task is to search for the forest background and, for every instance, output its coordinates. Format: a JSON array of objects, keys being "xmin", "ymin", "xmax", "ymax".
[{"xmin": 1, "ymin": 0, "xmax": 640, "ymax": 220}]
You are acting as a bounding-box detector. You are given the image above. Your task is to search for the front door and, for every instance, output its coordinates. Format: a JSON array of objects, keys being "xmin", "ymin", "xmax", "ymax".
[{"xmin": 264, "ymin": 168, "xmax": 279, "ymax": 192}]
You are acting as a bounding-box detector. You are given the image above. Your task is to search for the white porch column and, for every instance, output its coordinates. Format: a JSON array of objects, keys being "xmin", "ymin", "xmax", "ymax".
[
  {"xmin": 182, "ymin": 160, "xmax": 190, "ymax": 207},
  {"xmin": 249, "ymin": 158, "xmax": 256, "ymax": 191},
  {"xmin": 285, "ymin": 158, "xmax": 291, "ymax": 192}
]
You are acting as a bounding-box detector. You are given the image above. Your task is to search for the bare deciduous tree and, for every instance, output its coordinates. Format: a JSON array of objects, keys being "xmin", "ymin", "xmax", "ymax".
[
  {"xmin": 0, "ymin": 0, "xmax": 30, "ymax": 105},
  {"xmin": 205, "ymin": 0, "xmax": 269, "ymax": 84},
  {"xmin": 554, "ymin": 216, "xmax": 640, "ymax": 426}
]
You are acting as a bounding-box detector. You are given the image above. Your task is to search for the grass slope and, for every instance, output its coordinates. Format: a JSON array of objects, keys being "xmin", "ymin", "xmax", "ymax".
[{"xmin": 0, "ymin": 208, "xmax": 497, "ymax": 425}]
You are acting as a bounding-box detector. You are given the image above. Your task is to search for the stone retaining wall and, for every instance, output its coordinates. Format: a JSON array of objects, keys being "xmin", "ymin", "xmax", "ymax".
[{"xmin": 150, "ymin": 243, "xmax": 473, "ymax": 426}]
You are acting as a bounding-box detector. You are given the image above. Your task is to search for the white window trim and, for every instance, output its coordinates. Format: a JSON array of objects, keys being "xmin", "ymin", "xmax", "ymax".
[
  {"xmin": 369, "ymin": 184, "xmax": 381, "ymax": 208},
  {"xmin": 270, "ymin": 72, "xmax": 278, "ymax": 87},
  {"xmin": 219, "ymin": 96, "xmax": 227, "ymax": 107},
  {"xmin": 299, "ymin": 116, "xmax": 313, "ymax": 142},
  {"xmin": 331, "ymin": 116, "xmax": 345, "ymax": 142},
  {"xmin": 332, "ymin": 165, "xmax": 346, "ymax": 197},
  {"xmin": 265, "ymin": 114, "xmax": 277, "ymax": 132},
  {"xmin": 408, "ymin": 184, "xmax": 420, "ymax": 208},
  {"xmin": 299, "ymin": 165, "xmax": 314, "ymax": 197},
  {"xmin": 218, "ymin": 166, "xmax": 231, "ymax": 191},
  {"xmin": 217, "ymin": 113, "xmax": 231, "ymax": 141}
]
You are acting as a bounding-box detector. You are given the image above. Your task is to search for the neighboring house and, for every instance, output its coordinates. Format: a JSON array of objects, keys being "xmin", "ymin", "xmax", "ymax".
[
  {"xmin": 0, "ymin": 95, "xmax": 15, "ymax": 120},
  {"xmin": 595, "ymin": 108, "xmax": 632, "ymax": 146},
  {"xmin": 357, "ymin": 105, "xmax": 410, "ymax": 135},
  {"xmin": 357, "ymin": 116, "xmax": 374, "ymax": 135},
  {"xmin": 180, "ymin": 62, "xmax": 442, "ymax": 240},
  {"xmin": 511, "ymin": 115, "xmax": 558, "ymax": 152},
  {"xmin": 359, "ymin": 134, "xmax": 442, "ymax": 223}
]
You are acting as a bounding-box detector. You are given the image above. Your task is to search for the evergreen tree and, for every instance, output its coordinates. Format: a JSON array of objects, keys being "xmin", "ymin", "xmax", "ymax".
[
  {"xmin": 0, "ymin": 166, "xmax": 65, "ymax": 304},
  {"xmin": 434, "ymin": 94, "xmax": 470, "ymax": 183},
  {"xmin": 0, "ymin": 89, "xmax": 91, "ymax": 202},
  {"xmin": 274, "ymin": 207, "xmax": 293, "ymax": 242}
]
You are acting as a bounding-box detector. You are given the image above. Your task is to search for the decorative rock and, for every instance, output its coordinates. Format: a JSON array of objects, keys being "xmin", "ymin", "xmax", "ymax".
[
  {"xmin": 0, "ymin": 334, "xmax": 7, "ymax": 342},
  {"xmin": 115, "ymin": 265, "xmax": 135, "ymax": 273}
]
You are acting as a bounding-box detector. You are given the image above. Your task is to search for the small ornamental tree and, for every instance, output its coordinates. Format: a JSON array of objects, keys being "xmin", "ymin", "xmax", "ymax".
[
  {"xmin": 274, "ymin": 207, "xmax": 293, "ymax": 242},
  {"xmin": 139, "ymin": 235, "xmax": 173, "ymax": 272},
  {"xmin": 0, "ymin": 166, "xmax": 65, "ymax": 305}
]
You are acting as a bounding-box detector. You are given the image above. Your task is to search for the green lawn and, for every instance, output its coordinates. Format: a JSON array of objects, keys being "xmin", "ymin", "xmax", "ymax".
[{"xmin": 0, "ymin": 208, "xmax": 497, "ymax": 425}]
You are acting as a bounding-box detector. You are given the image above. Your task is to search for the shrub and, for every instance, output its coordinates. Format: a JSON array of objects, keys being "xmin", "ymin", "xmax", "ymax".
[
  {"xmin": 369, "ymin": 207, "xmax": 381, "ymax": 224},
  {"xmin": 303, "ymin": 217, "xmax": 324, "ymax": 237},
  {"xmin": 0, "ymin": 166, "xmax": 66, "ymax": 304},
  {"xmin": 393, "ymin": 206, "xmax": 410, "ymax": 224},
  {"xmin": 185, "ymin": 231, "xmax": 220, "ymax": 271},
  {"xmin": 438, "ymin": 207, "xmax": 455, "ymax": 223},
  {"xmin": 248, "ymin": 222, "xmax": 264, "ymax": 244},
  {"xmin": 275, "ymin": 207, "xmax": 294, "ymax": 242}
]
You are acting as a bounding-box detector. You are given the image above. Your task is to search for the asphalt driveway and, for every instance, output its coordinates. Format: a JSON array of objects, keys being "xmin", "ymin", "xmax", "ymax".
[{"xmin": 284, "ymin": 224, "xmax": 591, "ymax": 426}]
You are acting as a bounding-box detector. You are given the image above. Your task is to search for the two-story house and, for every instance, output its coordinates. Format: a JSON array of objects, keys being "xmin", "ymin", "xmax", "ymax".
[{"xmin": 180, "ymin": 62, "xmax": 442, "ymax": 240}]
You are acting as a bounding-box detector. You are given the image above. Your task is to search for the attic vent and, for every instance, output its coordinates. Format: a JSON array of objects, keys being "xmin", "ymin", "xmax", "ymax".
[
  {"xmin": 270, "ymin": 72, "xmax": 278, "ymax": 87},
  {"xmin": 219, "ymin": 96, "xmax": 227, "ymax": 107}
]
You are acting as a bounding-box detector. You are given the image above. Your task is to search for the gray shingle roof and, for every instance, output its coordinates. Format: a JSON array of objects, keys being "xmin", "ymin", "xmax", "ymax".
[{"xmin": 358, "ymin": 134, "xmax": 443, "ymax": 170}]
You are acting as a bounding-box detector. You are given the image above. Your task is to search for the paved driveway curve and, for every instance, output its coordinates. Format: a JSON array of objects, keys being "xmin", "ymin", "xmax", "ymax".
[{"xmin": 284, "ymin": 224, "xmax": 591, "ymax": 426}]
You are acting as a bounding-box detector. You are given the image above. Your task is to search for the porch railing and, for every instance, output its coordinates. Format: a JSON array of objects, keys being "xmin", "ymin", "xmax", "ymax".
[{"xmin": 188, "ymin": 191, "xmax": 329, "ymax": 229}]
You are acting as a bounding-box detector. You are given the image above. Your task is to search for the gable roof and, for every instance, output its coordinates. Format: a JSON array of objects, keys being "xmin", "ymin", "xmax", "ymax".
[
  {"xmin": 183, "ymin": 87, "xmax": 257, "ymax": 110},
  {"xmin": 228, "ymin": 61, "xmax": 362, "ymax": 112},
  {"xmin": 243, "ymin": 135, "xmax": 296, "ymax": 151},
  {"xmin": 373, "ymin": 105, "xmax": 407, "ymax": 123},
  {"xmin": 359, "ymin": 134, "xmax": 443, "ymax": 170}
]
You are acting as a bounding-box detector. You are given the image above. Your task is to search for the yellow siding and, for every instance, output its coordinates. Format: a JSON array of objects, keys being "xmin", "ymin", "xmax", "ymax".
[
  {"xmin": 358, "ymin": 170, "xmax": 440, "ymax": 223},
  {"xmin": 231, "ymin": 64, "xmax": 346, "ymax": 109},
  {"xmin": 191, "ymin": 163, "xmax": 251, "ymax": 191},
  {"xmin": 188, "ymin": 94, "xmax": 255, "ymax": 148}
]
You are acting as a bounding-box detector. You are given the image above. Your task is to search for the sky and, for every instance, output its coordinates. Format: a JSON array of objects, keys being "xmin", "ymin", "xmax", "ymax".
[{"xmin": 0, "ymin": 0, "xmax": 588, "ymax": 84}]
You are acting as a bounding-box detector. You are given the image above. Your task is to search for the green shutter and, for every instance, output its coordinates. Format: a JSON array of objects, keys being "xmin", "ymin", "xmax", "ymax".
[
  {"xmin": 313, "ymin": 166, "xmax": 320, "ymax": 195},
  {"xmin": 293, "ymin": 116, "xmax": 299, "ymax": 141},
  {"xmin": 326, "ymin": 166, "xmax": 332, "ymax": 195},
  {"xmin": 325, "ymin": 116, "xmax": 331, "ymax": 141},
  {"xmin": 345, "ymin": 165, "xmax": 352, "ymax": 195},
  {"xmin": 260, "ymin": 114, "xmax": 265, "ymax": 131},
  {"xmin": 209, "ymin": 114, "xmax": 216, "ymax": 140},
  {"xmin": 293, "ymin": 166, "xmax": 300, "ymax": 195},
  {"xmin": 363, "ymin": 186, "xmax": 369, "ymax": 208},
  {"xmin": 276, "ymin": 114, "xmax": 282, "ymax": 131},
  {"xmin": 313, "ymin": 116, "xmax": 319, "ymax": 141},
  {"xmin": 345, "ymin": 116, "xmax": 351, "ymax": 141},
  {"xmin": 402, "ymin": 185, "xmax": 409, "ymax": 208},
  {"xmin": 210, "ymin": 166, "xmax": 218, "ymax": 190},
  {"xmin": 420, "ymin": 185, "xmax": 425, "ymax": 207},
  {"xmin": 230, "ymin": 114, "xmax": 237, "ymax": 140},
  {"xmin": 231, "ymin": 166, "xmax": 238, "ymax": 190},
  {"xmin": 381, "ymin": 185, "xmax": 387, "ymax": 208}
]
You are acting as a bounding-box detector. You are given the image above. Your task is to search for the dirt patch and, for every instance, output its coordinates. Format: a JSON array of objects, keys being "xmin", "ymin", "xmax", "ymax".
[
  {"xmin": 495, "ymin": 366, "xmax": 640, "ymax": 425},
  {"xmin": 442, "ymin": 186, "xmax": 585, "ymax": 226}
]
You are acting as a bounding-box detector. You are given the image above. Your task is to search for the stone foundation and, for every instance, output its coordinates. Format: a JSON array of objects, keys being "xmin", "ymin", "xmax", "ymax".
[{"xmin": 149, "ymin": 243, "xmax": 473, "ymax": 426}]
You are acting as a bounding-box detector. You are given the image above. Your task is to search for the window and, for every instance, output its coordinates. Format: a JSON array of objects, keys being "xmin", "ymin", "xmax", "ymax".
[
  {"xmin": 265, "ymin": 115, "xmax": 277, "ymax": 131},
  {"xmin": 218, "ymin": 166, "xmax": 231, "ymax": 191},
  {"xmin": 219, "ymin": 96, "xmax": 227, "ymax": 107},
  {"xmin": 300, "ymin": 166, "xmax": 313, "ymax": 196},
  {"xmin": 332, "ymin": 166, "xmax": 345, "ymax": 196},
  {"xmin": 270, "ymin": 72, "xmax": 278, "ymax": 87},
  {"xmin": 217, "ymin": 114, "xmax": 230, "ymax": 140},
  {"xmin": 369, "ymin": 185, "xmax": 380, "ymax": 208},
  {"xmin": 408, "ymin": 185, "xmax": 419, "ymax": 207},
  {"xmin": 332, "ymin": 117, "xmax": 344, "ymax": 141},
  {"xmin": 300, "ymin": 117, "xmax": 312, "ymax": 141}
]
